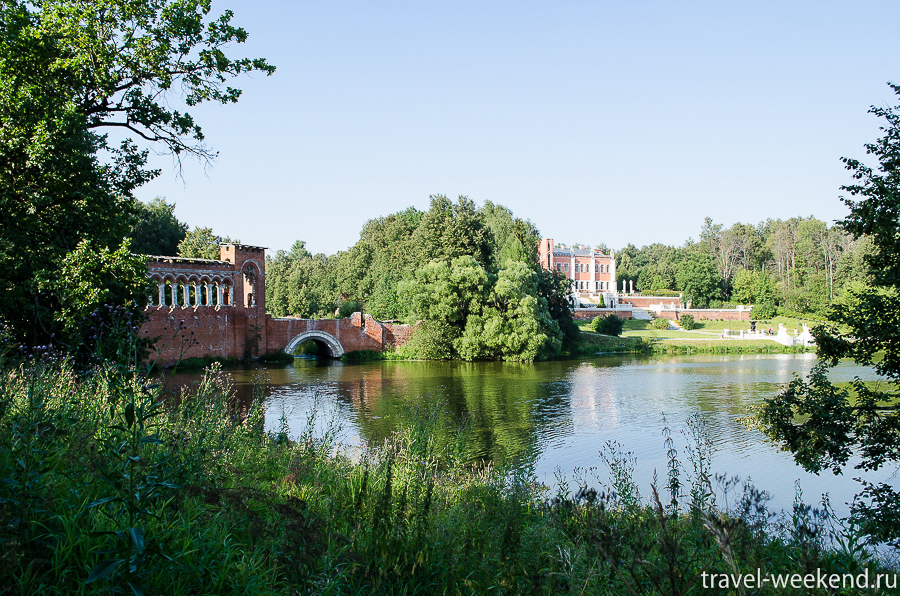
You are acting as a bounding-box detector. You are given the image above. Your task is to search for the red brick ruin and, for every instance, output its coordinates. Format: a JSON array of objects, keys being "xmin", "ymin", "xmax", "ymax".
[{"xmin": 140, "ymin": 244, "xmax": 414, "ymax": 366}]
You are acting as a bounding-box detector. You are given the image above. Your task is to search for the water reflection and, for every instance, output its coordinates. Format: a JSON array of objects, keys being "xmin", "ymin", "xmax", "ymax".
[{"xmin": 166, "ymin": 353, "xmax": 898, "ymax": 516}]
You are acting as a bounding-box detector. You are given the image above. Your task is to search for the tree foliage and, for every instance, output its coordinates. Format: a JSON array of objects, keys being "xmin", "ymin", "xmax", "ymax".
[
  {"xmin": 754, "ymin": 83, "xmax": 900, "ymax": 547},
  {"xmin": 48, "ymin": 241, "xmax": 151, "ymax": 362},
  {"xmin": 129, "ymin": 197, "xmax": 188, "ymax": 256},
  {"xmin": 590, "ymin": 314, "xmax": 624, "ymax": 336},
  {"xmin": 178, "ymin": 227, "xmax": 237, "ymax": 260},
  {"xmin": 264, "ymin": 196, "xmax": 572, "ymax": 361},
  {"xmin": 0, "ymin": 0, "xmax": 272, "ymax": 359},
  {"xmin": 616, "ymin": 215, "xmax": 863, "ymax": 316}
]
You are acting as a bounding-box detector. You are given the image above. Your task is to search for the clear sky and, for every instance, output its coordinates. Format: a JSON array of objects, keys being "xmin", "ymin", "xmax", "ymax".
[{"xmin": 134, "ymin": 0, "xmax": 900, "ymax": 255}]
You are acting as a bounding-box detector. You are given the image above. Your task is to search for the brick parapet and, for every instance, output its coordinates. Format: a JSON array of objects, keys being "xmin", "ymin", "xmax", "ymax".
[
  {"xmin": 655, "ymin": 309, "xmax": 751, "ymax": 321},
  {"xmin": 140, "ymin": 243, "xmax": 413, "ymax": 365},
  {"xmin": 573, "ymin": 309, "xmax": 633, "ymax": 320}
]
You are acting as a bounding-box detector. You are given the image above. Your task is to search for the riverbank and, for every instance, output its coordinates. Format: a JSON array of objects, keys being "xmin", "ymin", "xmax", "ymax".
[{"xmin": 1, "ymin": 362, "xmax": 891, "ymax": 594}]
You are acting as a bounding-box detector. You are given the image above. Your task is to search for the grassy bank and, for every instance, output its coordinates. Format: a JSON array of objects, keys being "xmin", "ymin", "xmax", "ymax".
[
  {"xmin": 566, "ymin": 330, "xmax": 648, "ymax": 356},
  {"xmin": 647, "ymin": 339, "xmax": 811, "ymax": 354},
  {"xmin": 0, "ymin": 362, "xmax": 889, "ymax": 594}
]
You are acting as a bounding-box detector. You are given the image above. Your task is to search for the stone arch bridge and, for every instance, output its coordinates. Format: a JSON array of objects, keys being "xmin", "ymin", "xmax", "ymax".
[{"xmin": 140, "ymin": 244, "xmax": 413, "ymax": 365}]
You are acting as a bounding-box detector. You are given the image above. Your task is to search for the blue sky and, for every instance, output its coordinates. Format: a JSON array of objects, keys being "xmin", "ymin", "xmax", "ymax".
[{"xmin": 134, "ymin": 1, "xmax": 900, "ymax": 255}]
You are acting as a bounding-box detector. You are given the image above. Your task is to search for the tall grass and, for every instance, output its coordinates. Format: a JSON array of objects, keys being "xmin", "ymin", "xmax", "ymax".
[{"xmin": 0, "ymin": 361, "xmax": 892, "ymax": 594}]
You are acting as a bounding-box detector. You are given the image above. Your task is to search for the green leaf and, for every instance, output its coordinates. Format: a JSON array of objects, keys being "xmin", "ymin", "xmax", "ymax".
[
  {"xmin": 86, "ymin": 496, "xmax": 121, "ymax": 509},
  {"xmin": 124, "ymin": 402, "xmax": 135, "ymax": 427},
  {"xmin": 85, "ymin": 558, "xmax": 124, "ymax": 584},
  {"xmin": 127, "ymin": 527, "xmax": 144, "ymax": 553}
]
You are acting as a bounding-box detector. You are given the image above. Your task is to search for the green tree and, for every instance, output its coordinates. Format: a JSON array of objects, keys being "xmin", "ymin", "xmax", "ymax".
[
  {"xmin": 129, "ymin": 197, "xmax": 188, "ymax": 256},
  {"xmin": 459, "ymin": 261, "xmax": 561, "ymax": 361},
  {"xmin": 177, "ymin": 227, "xmax": 237, "ymax": 260},
  {"xmin": 591, "ymin": 314, "xmax": 624, "ymax": 336},
  {"xmin": 0, "ymin": 0, "xmax": 272, "ymax": 357},
  {"xmin": 411, "ymin": 195, "xmax": 494, "ymax": 268},
  {"xmin": 48, "ymin": 240, "xmax": 151, "ymax": 362},
  {"xmin": 537, "ymin": 267, "xmax": 579, "ymax": 350},
  {"xmin": 754, "ymin": 83, "xmax": 900, "ymax": 547},
  {"xmin": 731, "ymin": 268, "xmax": 775, "ymax": 305},
  {"xmin": 675, "ymin": 253, "xmax": 723, "ymax": 308},
  {"xmin": 399, "ymin": 256, "xmax": 490, "ymax": 359},
  {"xmin": 401, "ymin": 257, "xmax": 563, "ymax": 362}
]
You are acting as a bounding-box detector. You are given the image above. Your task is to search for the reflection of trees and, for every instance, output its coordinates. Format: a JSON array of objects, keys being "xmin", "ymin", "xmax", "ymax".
[{"xmin": 338, "ymin": 360, "xmax": 578, "ymax": 466}]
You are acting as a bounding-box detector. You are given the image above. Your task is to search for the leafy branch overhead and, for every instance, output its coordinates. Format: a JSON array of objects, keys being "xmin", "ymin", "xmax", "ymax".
[
  {"xmin": 11, "ymin": 0, "xmax": 275, "ymax": 160},
  {"xmin": 753, "ymin": 82, "xmax": 900, "ymax": 548}
]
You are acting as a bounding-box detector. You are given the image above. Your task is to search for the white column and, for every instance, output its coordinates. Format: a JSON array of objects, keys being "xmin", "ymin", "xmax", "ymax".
[
  {"xmin": 157, "ymin": 282, "xmax": 165, "ymax": 307},
  {"xmin": 216, "ymin": 283, "xmax": 223, "ymax": 306},
  {"xmin": 228, "ymin": 284, "xmax": 234, "ymax": 307},
  {"xmin": 591, "ymin": 254, "xmax": 596, "ymax": 292},
  {"xmin": 171, "ymin": 283, "xmax": 178, "ymax": 306},
  {"xmin": 570, "ymin": 253, "xmax": 576, "ymax": 295},
  {"xmin": 182, "ymin": 283, "xmax": 190, "ymax": 306},
  {"xmin": 610, "ymin": 252, "xmax": 617, "ymax": 296},
  {"xmin": 206, "ymin": 283, "xmax": 213, "ymax": 306}
]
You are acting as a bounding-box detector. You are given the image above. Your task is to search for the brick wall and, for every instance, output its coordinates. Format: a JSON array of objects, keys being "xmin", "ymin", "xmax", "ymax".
[
  {"xmin": 141, "ymin": 243, "xmax": 415, "ymax": 365},
  {"xmin": 618, "ymin": 295, "xmax": 684, "ymax": 309},
  {"xmin": 573, "ymin": 309, "xmax": 633, "ymax": 320},
  {"xmin": 655, "ymin": 309, "xmax": 751, "ymax": 321}
]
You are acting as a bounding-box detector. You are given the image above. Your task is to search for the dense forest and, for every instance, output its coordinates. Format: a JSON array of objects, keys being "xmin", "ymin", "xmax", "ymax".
[{"xmin": 614, "ymin": 216, "xmax": 871, "ymax": 315}]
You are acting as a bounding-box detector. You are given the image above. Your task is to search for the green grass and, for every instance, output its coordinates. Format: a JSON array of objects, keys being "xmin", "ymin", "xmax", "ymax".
[
  {"xmin": 0, "ymin": 361, "xmax": 885, "ymax": 594},
  {"xmin": 341, "ymin": 349, "xmax": 410, "ymax": 362},
  {"xmin": 622, "ymin": 329, "xmax": 723, "ymax": 340},
  {"xmin": 648, "ymin": 339, "xmax": 810, "ymax": 354},
  {"xmin": 692, "ymin": 315, "xmax": 824, "ymax": 332},
  {"xmin": 567, "ymin": 330, "xmax": 647, "ymax": 356}
]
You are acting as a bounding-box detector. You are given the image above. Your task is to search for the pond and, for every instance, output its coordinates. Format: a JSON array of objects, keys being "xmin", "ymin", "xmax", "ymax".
[{"xmin": 168, "ymin": 353, "xmax": 898, "ymax": 517}]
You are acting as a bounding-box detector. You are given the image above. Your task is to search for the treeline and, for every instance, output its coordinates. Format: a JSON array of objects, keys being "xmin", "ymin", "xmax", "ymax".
[
  {"xmin": 133, "ymin": 197, "xmax": 872, "ymax": 343},
  {"xmin": 264, "ymin": 196, "xmax": 577, "ymax": 361},
  {"xmin": 616, "ymin": 216, "xmax": 871, "ymax": 315}
]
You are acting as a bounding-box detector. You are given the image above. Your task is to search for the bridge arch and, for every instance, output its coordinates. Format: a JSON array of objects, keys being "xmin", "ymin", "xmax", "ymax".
[{"xmin": 284, "ymin": 330, "xmax": 345, "ymax": 358}]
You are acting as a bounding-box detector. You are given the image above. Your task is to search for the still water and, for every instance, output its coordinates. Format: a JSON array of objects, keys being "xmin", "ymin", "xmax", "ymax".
[{"xmin": 172, "ymin": 353, "xmax": 898, "ymax": 517}]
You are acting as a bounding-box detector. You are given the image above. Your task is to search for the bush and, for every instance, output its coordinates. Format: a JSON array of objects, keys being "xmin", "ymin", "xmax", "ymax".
[
  {"xmin": 752, "ymin": 302, "xmax": 777, "ymax": 320},
  {"xmin": 679, "ymin": 314, "xmax": 696, "ymax": 330},
  {"xmin": 652, "ymin": 316, "xmax": 670, "ymax": 330},
  {"xmin": 652, "ymin": 289, "xmax": 681, "ymax": 297},
  {"xmin": 590, "ymin": 314, "xmax": 624, "ymax": 336},
  {"xmin": 336, "ymin": 300, "xmax": 363, "ymax": 318}
]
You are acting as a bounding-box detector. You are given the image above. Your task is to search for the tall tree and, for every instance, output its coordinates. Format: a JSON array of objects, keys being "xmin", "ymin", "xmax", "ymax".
[
  {"xmin": 178, "ymin": 227, "xmax": 237, "ymax": 260},
  {"xmin": 0, "ymin": 0, "xmax": 273, "ymax": 357},
  {"xmin": 411, "ymin": 195, "xmax": 494, "ymax": 268},
  {"xmin": 129, "ymin": 197, "xmax": 188, "ymax": 256},
  {"xmin": 755, "ymin": 83, "xmax": 900, "ymax": 547}
]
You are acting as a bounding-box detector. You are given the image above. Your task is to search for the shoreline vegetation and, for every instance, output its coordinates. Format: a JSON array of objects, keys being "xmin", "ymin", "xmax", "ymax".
[{"xmin": 1, "ymin": 361, "xmax": 893, "ymax": 595}]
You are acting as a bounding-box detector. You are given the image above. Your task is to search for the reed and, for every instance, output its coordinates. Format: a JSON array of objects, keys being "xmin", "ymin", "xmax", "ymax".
[{"xmin": 0, "ymin": 361, "xmax": 890, "ymax": 594}]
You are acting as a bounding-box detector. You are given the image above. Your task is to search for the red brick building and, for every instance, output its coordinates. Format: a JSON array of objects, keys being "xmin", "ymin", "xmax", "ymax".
[{"xmin": 537, "ymin": 239, "xmax": 617, "ymax": 305}]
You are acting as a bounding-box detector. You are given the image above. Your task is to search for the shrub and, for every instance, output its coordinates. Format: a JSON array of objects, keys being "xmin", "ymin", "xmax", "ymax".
[
  {"xmin": 336, "ymin": 300, "xmax": 363, "ymax": 318},
  {"xmin": 591, "ymin": 314, "xmax": 624, "ymax": 336},
  {"xmin": 752, "ymin": 302, "xmax": 777, "ymax": 320},
  {"xmin": 652, "ymin": 316, "xmax": 670, "ymax": 330},
  {"xmin": 653, "ymin": 289, "xmax": 681, "ymax": 297},
  {"xmin": 679, "ymin": 314, "xmax": 696, "ymax": 330}
]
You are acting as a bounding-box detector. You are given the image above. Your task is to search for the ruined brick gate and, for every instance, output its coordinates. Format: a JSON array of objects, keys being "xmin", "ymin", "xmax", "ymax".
[{"xmin": 140, "ymin": 244, "xmax": 413, "ymax": 366}]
